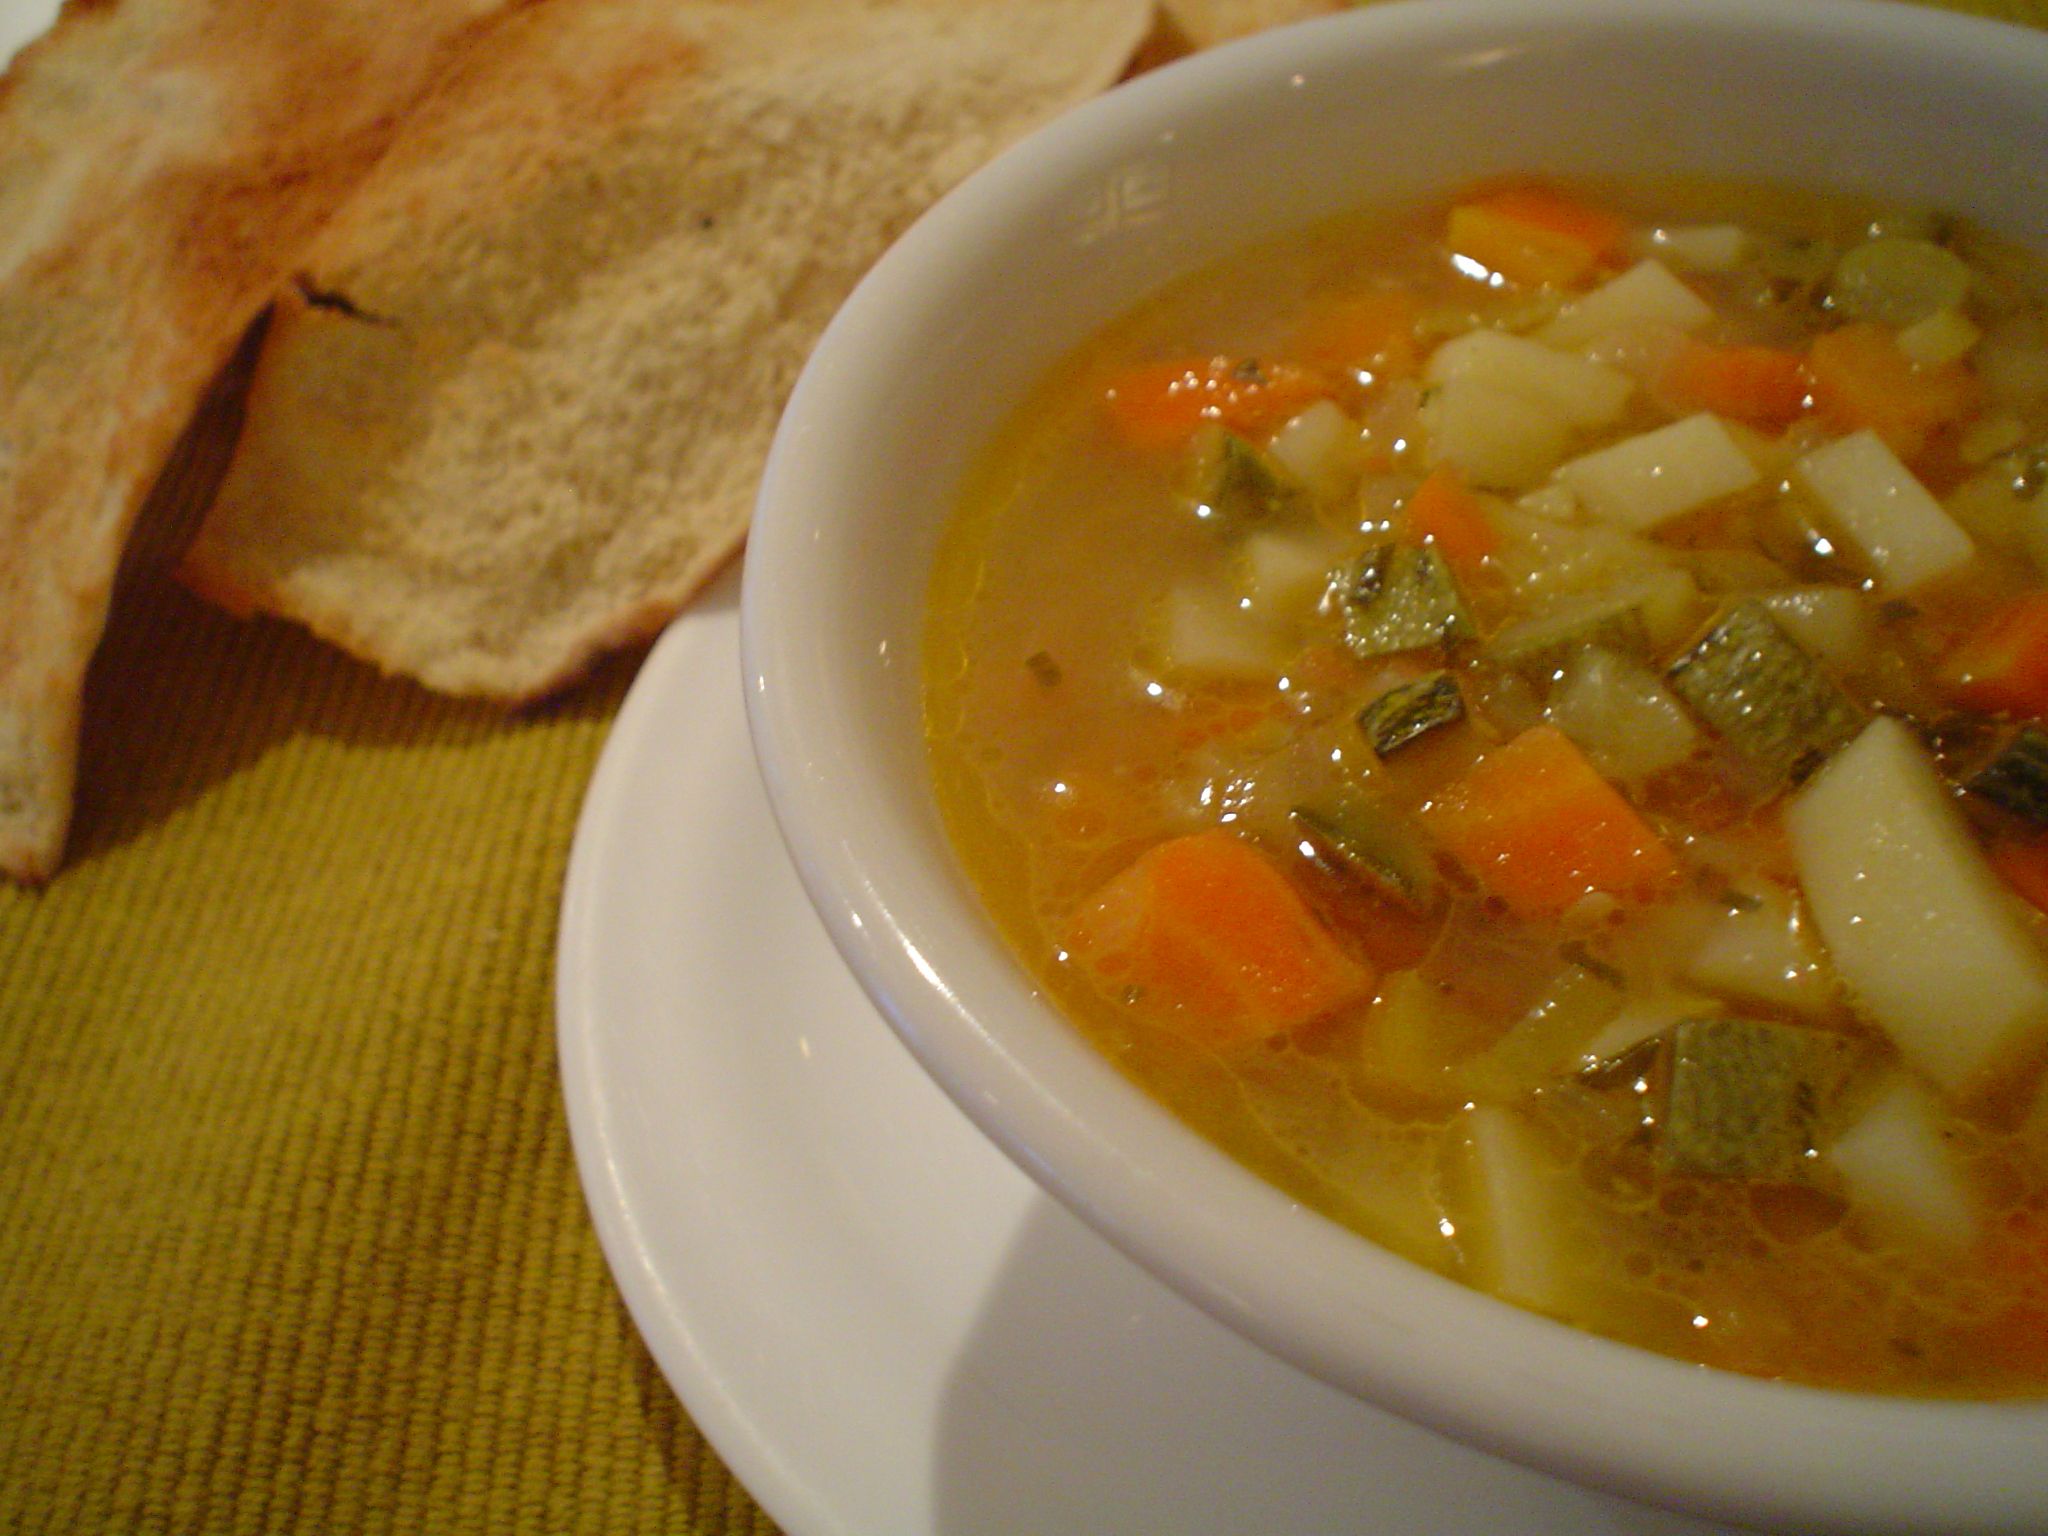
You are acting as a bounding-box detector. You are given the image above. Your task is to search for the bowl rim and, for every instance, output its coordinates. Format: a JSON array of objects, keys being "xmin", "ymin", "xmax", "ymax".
[{"xmin": 742, "ymin": 2, "xmax": 2048, "ymax": 1531}]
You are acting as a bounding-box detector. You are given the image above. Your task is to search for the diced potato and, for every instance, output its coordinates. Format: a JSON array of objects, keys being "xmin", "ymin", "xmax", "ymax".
[
  {"xmin": 1945, "ymin": 458, "xmax": 2048, "ymax": 573},
  {"xmin": 1238, "ymin": 529, "xmax": 1342, "ymax": 620},
  {"xmin": 1645, "ymin": 223, "xmax": 1749, "ymax": 271},
  {"xmin": 1420, "ymin": 380, "xmax": 1574, "ymax": 489},
  {"xmin": 1425, "ymin": 329, "xmax": 1635, "ymax": 427},
  {"xmin": 1792, "ymin": 430, "xmax": 1976, "ymax": 592},
  {"xmin": 1514, "ymin": 481, "xmax": 1581, "ymax": 522},
  {"xmin": 1460, "ymin": 1104, "xmax": 1576, "ymax": 1313},
  {"xmin": 1154, "ymin": 583, "xmax": 1291, "ymax": 680},
  {"xmin": 1894, "ymin": 307, "xmax": 1981, "ymax": 369},
  {"xmin": 1537, "ymin": 260, "xmax": 1715, "ymax": 350},
  {"xmin": 1784, "ymin": 716, "xmax": 2048, "ymax": 1094},
  {"xmin": 1546, "ymin": 646, "xmax": 1700, "ymax": 781},
  {"xmin": 1828, "ymin": 1075, "xmax": 1977, "ymax": 1247},
  {"xmin": 1267, "ymin": 399, "xmax": 1363, "ymax": 501},
  {"xmin": 1754, "ymin": 587, "xmax": 1875, "ymax": 672},
  {"xmin": 1681, "ymin": 882, "xmax": 1832, "ymax": 1017},
  {"xmin": 1555, "ymin": 412, "xmax": 1762, "ymax": 530}
]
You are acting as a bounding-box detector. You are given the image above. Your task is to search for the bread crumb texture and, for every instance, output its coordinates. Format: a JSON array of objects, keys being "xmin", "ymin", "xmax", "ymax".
[{"xmin": 181, "ymin": 0, "xmax": 1154, "ymax": 702}]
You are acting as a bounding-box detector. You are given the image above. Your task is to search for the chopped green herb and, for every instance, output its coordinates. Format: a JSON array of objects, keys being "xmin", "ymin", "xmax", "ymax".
[
  {"xmin": 1559, "ymin": 939, "xmax": 1626, "ymax": 989},
  {"xmin": 1357, "ymin": 671, "xmax": 1465, "ymax": 757},
  {"xmin": 1288, "ymin": 802, "xmax": 1443, "ymax": 916}
]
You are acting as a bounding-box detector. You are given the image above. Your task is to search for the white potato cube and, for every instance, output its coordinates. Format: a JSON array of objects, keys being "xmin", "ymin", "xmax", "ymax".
[
  {"xmin": 1237, "ymin": 530, "xmax": 1342, "ymax": 619},
  {"xmin": 1793, "ymin": 430, "xmax": 1975, "ymax": 592},
  {"xmin": 1646, "ymin": 223, "xmax": 1750, "ymax": 272},
  {"xmin": 1538, "ymin": 260, "xmax": 1715, "ymax": 349},
  {"xmin": 1546, "ymin": 647, "xmax": 1699, "ymax": 781},
  {"xmin": 1420, "ymin": 380, "xmax": 1573, "ymax": 489},
  {"xmin": 1785, "ymin": 716, "xmax": 2048, "ymax": 1094},
  {"xmin": 1155, "ymin": 584, "xmax": 1290, "ymax": 681},
  {"xmin": 1755, "ymin": 586, "xmax": 1875, "ymax": 671},
  {"xmin": 1424, "ymin": 329, "xmax": 1635, "ymax": 428},
  {"xmin": 1829, "ymin": 1076, "xmax": 1977, "ymax": 1248},
  {"xmin": 1267, "ymin": 400, "xmax": 1362, "ymax": 502},
  {"xmin": 1894, "ymin": 307, "xmax": 1981, "ymax": 368},
  {"xmin": 1461, "ymin": 1105, "xmax": 1574, "ymax": 1313},
  {"xmin": 1555, "ymin": 412, "xmax": 1762, "ymax": 530},
  {"xmin": 1682, "ymin": 882, "xmax": 1833, "ymax": 1018}
]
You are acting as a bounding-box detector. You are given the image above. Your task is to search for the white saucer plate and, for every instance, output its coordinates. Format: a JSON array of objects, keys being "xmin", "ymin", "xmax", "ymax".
[{"xmin": 555, "ymin": 563, "xmax": 1738, "ymax": 1536}]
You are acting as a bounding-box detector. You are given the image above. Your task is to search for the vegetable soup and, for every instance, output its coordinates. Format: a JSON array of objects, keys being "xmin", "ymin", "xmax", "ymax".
[{"xmin": 922, "ymin": 179, "xmax": 2048, "ymax": 1395}]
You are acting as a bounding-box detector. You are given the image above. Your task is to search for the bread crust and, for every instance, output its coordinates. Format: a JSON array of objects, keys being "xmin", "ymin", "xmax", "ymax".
[
  {"xmin": 179, "ymin": 0, "xmax": 1153, "ymax": 703},
  {"xmin": 0, "ymin": 0, "xmax": 513, "ymax": 880}
]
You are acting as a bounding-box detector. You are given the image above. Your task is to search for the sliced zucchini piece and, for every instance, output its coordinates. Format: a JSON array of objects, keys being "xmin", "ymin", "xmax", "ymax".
[
  {"xmin": 1666, "ymin": 600, "xmax": 1862, "ymax": 787},
  {"xmin": 1288, "ymin": 802, "xmax": 1443, "ymax": 916},
  {"xmin": 1357, "ymin": 671, "xmax": 1465, "ymax": 757},
  {"xmin": 1342, "ymin": 543, "xmax": 1474, "ymax": 657},
  {"xmin": 1828, "ymin": 236, "xmax": 1973, "ymax": 329},
  {"xmin": 1661, "ymin": 1015, "xmax": 1862, "ymax": 1178},
  {"xmin": 1186, "ymin": 426, "xmax": 1307, "ymax": 531},
  {"xmin": 1966, "ymin": 723, "xmax": 2048, "ymax": 826}
]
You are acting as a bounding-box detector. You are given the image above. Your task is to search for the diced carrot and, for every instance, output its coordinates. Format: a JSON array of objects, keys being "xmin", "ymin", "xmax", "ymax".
[
  {"xmin": 1990, "ymin": 836, "xmax": 2048, "ymax": 916},
  {"xmin": 1290, "ymin": 289, "xmax": 1421, "ymax": 381},
  {"xmin": 1101, "ymin": 354, "xmax": 1334, "ymax": 452},
  {"xmin": 1397, "ymin": 465, "xmax": 1498, "ymax": 581},
  {"xmin": 1806, "ymin": 321, "xmax": 1978, "ymax": 462},
  {"xmin": 1659, "ymin": 338, "xmax": 1811, "ymax": 431},
  {"xmin": 1445, "ymin": 183, "xmax": 1629, "ymax": 289},
  {"xmin": 1941, "ymin": 593, "xmax": 2048, "ymax": 716},
  {"xmin": 1067, "ymin": 829, "xmax": 1375, "ymax": 1047},
  {"xmin": 1420, "ymin": 724, "xmax": 1678, "ymax": 919}
]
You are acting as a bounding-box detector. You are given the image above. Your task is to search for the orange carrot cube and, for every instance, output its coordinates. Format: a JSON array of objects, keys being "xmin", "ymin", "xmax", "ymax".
[{"xmin": 1421, "ymin": 725, "xmax": 1678, "ymax": 919}]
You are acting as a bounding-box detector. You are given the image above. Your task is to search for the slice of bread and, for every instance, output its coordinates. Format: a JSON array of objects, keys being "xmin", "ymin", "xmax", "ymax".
[
  {"xmin": 180, "ymin": 0, "xmax": 1154, "ymax": 703},
  {"xmin": 0, "ymin": 0, "xmax": 511, "ymax": 881}
]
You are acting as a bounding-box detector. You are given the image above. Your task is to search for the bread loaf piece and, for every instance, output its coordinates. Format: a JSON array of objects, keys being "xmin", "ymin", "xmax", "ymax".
[
  {"xmin": 0, "ymin": 0, "xmax": 512, "ymax": 881},
  {"xmin": 181, "ymin": 0, "xmax": 1154, "ymax": 702}
]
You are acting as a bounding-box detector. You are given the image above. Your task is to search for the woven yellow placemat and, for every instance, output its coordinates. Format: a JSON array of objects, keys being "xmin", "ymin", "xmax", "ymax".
[{"xmin": 1, "ymin": 2, "xmax": 2042, "ymax": 1532}]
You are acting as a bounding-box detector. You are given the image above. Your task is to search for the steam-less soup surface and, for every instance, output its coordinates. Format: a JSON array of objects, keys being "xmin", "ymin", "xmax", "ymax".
[{"xmin": 923, "ymin": 179, "xmax": 2048, "ymax": 1394}]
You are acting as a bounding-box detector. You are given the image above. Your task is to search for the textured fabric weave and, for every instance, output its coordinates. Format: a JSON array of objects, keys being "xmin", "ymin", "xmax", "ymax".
[{"xmin": 2, "ymin": 2, "xmax": 2043, "ymax": 1532}]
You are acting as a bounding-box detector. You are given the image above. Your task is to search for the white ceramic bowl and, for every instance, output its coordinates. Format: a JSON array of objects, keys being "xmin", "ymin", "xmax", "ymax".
[{"xmin": 742, "ymin": 3, "xmax": 2048, "ymax": 1530}]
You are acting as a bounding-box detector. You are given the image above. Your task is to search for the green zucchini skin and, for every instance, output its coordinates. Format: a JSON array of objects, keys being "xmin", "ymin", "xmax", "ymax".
[
  {"xmin": 1661, "ymin": 1014, "xmax": 1864, "ymax": 1179},
  {"xmin": 1343, "ymin": 543, "xmax": 1474, "ymax": 657},
  {"xmin": 1357, "ymin": 671, "xmax": 1466, "ymax": 757},
  {"xmin": 1966, "ymin": 724, "xmax": 2048, "ymax": 826},
  {"xmin": 1667, "ymin": 601, "xmax": 1863, "ymax": 788}
]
